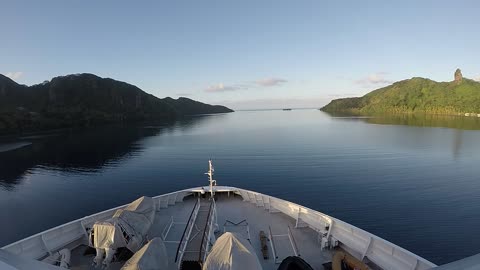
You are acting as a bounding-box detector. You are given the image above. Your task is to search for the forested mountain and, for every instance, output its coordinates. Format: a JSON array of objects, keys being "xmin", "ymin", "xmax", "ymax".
[
  {"xmin": 0, "ymin": 73, "xmax": 233, "ymax": 133},
  {"xmin": 321, "ymin": 69, "xmax": 480, "ymax": 116}
]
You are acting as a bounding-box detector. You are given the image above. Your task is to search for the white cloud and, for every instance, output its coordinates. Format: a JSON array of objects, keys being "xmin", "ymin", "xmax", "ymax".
[
  {"xmin": 474, "ymin": 76, "xmax": 480, "ymax": 82},
  {"xmin": 355, "ymin": 72, "xmax": 392, "ymax": 86},
  {"xmin": 205, "ymin": 77, "xmax": 288, "ymax": 93},
  {"xmin": 255, "ymin": 78, "xmax": 287, "ymax": 87},
  {"xmin": 205, "ymin": 83, "xmax": 247, "ymax": 92},
  {"xmin": 5, "ymin": 71, "xmax": 23, "ymax": 80}
]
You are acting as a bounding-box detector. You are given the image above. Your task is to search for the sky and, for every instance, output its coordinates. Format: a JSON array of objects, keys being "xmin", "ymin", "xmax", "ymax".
[{"xmin": 1, "ymin": 0, "xmax": 480, "ymax": 110}]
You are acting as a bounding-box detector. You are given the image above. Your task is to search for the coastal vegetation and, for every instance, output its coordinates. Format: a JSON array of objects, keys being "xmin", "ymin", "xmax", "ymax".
[
  {"xmin": 0, "ymin": 73, "xmax": 233, "ymax": 134},
  {"xmin": 321, "ymin": 69, "xmax": 480, "ymax": 116}
]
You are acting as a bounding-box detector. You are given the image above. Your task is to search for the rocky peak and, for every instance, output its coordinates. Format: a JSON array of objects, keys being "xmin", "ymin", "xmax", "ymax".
[{"xmin": 454, "ymin": 68, "xmax": 462, "ymax": 83}]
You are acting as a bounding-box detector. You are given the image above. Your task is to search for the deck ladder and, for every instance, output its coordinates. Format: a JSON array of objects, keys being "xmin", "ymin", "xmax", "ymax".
[
  {"xmin": 179, "ymin": 198, "xmax": 217, "ymax": 268},
  {"xmin": 174, "ymin": 198, "xmax": 201, "ymax": 267}
]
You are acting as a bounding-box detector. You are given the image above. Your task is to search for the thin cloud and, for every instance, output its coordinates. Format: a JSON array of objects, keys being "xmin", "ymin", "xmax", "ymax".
[
  {"xmin": 355, "ymin": 72, "xmax": 393, "ymax": 86},
  {"xmin": 205, "ymin": 77, "xmax": 287, "ymax": 93},
  {"xmin": 474, "ymin": 76, "xmax": 480, "ymax": 82},
  {"xmin": 255, "ymin": 78, "xmax": 287, "ymax": 87},
  {"xmin": 205, "ymin": 83, "xmax": 247, "ymax": 93},
  {"xmin": 5, "ymin": 71, "xmax": 23, "ymax": 80}
]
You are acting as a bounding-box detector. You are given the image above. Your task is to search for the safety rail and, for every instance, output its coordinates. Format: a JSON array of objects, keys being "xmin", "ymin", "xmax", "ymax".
[
  {"xmin": 175, "ymin": 198, "xmax": 200, "ymax": 265},
  {"xmin": 2, "ymin": 186, "xmax": 437, "ymax": 270},
  {"xmin": 2, "ymin": 189, "xmax": 191, "ymax": 260},
  {"xmin": 198, "ymin": 199, "xmax": 216, "ymax": 263},
  {"xmin": 287, "ymin": 226, "xmax": 299, "ymax": 256},
  {"xmin": 236, "ymin": 187, "xmax": 437, "ymax": 270},
  {"xmin": 161, "ymin": 216, "xmax": 175, "ymax": 240},
  {"xmin": 269, "ymin": 226, "xmax": 299, "ymax": 263},
  {"xmin": 268, "ymin": 226, "xmax": 278, "ymax": 262}
]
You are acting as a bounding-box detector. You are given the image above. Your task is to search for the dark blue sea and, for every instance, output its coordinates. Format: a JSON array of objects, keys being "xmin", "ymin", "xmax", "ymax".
[{"xmin": 1, "ymin": 110, "xmax": 480, "ymax": 265}]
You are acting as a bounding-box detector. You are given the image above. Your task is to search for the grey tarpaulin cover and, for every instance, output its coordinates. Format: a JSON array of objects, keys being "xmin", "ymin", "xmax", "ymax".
[
  {"xmin": 92, "ymin": 196, "xmax": 155, "ymax": 253},
  {"xmin": 202, "ymin": 232, "xmax": 262, "ymax": 270},
  {"xmin": 120, "ymin": 237, "xmax": 168, "ymax": 270}
]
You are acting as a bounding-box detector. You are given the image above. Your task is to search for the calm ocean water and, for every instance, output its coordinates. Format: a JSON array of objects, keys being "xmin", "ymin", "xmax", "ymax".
[{"xmin": 1, "ymin": 110, "xmax": 480, "ymax": 265}]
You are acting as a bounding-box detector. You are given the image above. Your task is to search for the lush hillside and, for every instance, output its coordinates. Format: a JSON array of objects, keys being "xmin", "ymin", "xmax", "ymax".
[
  {"xmin": 0, "ymin": 73, "xmax": 233, "ymax": 134},
  {"xmin": 321, "ymin": 72, "xmax": 480, "ymax": 116},
  {"xmin": 162, "ymin": 97, "xmax": 234, "ymax": 115}
]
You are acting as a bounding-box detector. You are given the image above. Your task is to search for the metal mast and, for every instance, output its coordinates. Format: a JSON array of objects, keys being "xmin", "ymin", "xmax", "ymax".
[{"xmin": 206, "ymin": 160, "xmax": 216, "ymax": 198}]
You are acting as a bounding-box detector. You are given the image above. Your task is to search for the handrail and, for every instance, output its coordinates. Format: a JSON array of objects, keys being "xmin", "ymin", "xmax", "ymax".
[
  {"xmin": 268, "ymin": 226, "xmax": 278, "ymax": 262},
  {"xmin": 161, "ymin": 216, "xmax": 174, "ymax": 240},
  {"xmin": 203, "ymin": 199, "xmax": 217, "ymax": 262},
  {"xmin": 175, "ymin": 198, "xmax": 200, "ymax": 263},
  {"xmin": 2, "ymin": 186, "xmax": 437, "ymax": 270},
  {"xmin": 198, "ymin": 199, "xmax": 214, "ymax": 262},
  {"xmin": 238, "ymin": 188, "xmax": 436, "ymax": 269},
  {"xmin": 287, "ymin": 226, "xmax": 299, "ymax": 256}
]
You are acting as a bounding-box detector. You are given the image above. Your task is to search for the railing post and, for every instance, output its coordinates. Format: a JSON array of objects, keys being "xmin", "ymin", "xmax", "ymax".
[
  {"xmin": 412, "ymin": 258, "xmax": 419, "ymax": 270},
  {"xmin": 175, "ymin": 198, "xmax": 200, "ymax": 265},
  {"xmin": 287, "ymin": 226, "xmax": 299, "ymax": 256},
  {"xmin": 268, "ymin": 226, "xmax": 278, "ymax": 263},
  {"xmin": 40, "ymin": 234, "xmax": 51, "ymax": 256},
  {"xmin": 295, "ymin": 207, "xmax": 301, "ymax": 228},
  {"xmin": 326, "ymin": 220, "xmax": 334, "ymax": 241},
  {"xmin": 362, "ymin": 236, "xmax": 372, "ymax": 260}
]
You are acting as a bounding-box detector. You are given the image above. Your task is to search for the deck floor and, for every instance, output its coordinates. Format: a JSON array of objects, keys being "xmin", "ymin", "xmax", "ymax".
[{"xmin": 69, "ymin": 193, "xmax": 334, "ymax": 270}]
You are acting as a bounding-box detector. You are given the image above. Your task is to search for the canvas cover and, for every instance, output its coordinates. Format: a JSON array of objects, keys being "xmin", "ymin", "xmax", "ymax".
[
  {"xmin": 92, "ymin": 196, "xmax": 155, "ymax": 253},
  {"xmin": 202, "ymin": 232, "xmax": 262, "ymax": 270},
  {"xmin": 120, "ymin": 237, "xmax": 168, "ymax": 270}
]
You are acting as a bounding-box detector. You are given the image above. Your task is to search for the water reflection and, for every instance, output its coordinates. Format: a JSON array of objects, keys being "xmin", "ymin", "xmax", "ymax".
[
  {"xmin": 324, "ymin": 112, "xmax": 480, "ymax": 130},
  {"xmin": 322, "ymin": 111, "xmax": 480, "ymax": 160},
  {"xmin": 452, "ymin": 130, "xmax": 463, "ymax": 159},
  {"xmin": 0, "ymin": 115, "xmax": 218, "ymax": 190},
  {"xmin": 366, "ymin": 114, "xmax": 480, "ymax": 130}
]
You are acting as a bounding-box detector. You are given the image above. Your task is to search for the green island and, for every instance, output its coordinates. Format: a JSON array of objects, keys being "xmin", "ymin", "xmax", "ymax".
[
  {"xmin": 0, "ymin": 73, "xmax": 233, "ymax": 134},
  {"xmin": 321, "ymin": 69, "xmax": 480, "ymax": 116}
]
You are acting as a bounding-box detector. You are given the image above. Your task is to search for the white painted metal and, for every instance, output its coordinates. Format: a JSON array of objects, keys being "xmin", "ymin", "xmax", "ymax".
[
  {"xmin": 1, "ymin": 186, "xmax": 439, "ymax": 270},
  {"xmin": 205, "ymin": 160, "xmax": 216, "ymax": 199},
  {"xmin": 161, "ymin": 217, "xmax": 175, "ymax": 240},
  {"xmin": 176, "ymin": 198, "xmax": 201, "ymax": 269},
  {"xmin": 362, "ymin": 236, "xmax": 373, "ymax": 260},
  {"xmin": 268, "ymin": 226, "xmax": 278, "ymax": 263},
  {"xmin": 202, "ymin": 199, "xmax": 216, "ymax": 262},
  {"xmin": 234, "ymin": 187, "xmax": 437, "ymax": 270},
  {"xmin": 269, "ymin": 226, "xmax": 299, "ymax": 263},
  {"xmin": 287, "ymin": 226, "xmax": 299, "ymax": 257}
]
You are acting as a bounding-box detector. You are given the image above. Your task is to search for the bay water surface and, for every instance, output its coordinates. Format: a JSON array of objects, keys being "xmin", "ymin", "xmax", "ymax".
[{"xmin": 1, "ymin": 110, "xmax": 480, "ymax": 265}]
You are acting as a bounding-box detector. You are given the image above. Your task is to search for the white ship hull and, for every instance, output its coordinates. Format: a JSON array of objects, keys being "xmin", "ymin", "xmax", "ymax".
[{"xmin": 2, "ymin": 186, "xmax": 440, "ymax": 270}]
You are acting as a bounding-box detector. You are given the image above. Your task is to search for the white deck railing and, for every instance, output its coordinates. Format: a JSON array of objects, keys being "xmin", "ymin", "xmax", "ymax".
[
  {"xmin": 2, "ymin": 189, "xmax": 190, "ymax": 260},
  {"xmin": 235, "ymin": 187, "xmax": 437, "ymax": 270},
  {"xmin": 174, "ymin": 197, "xmax": 201, "ymax": 268},
  {"xmin": 198, "ymin": 198, "xmax": 216, "ymax": 263},
  {"xmin": 2, "ymin": 186, "xmax": 437, "ymax": 270}
]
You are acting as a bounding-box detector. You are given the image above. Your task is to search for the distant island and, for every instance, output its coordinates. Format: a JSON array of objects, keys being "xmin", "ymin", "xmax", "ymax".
[
  {"xmin": 321, "ymin": 69, "xmax": 480, "ymax": 117},
  {"xmin": 0, "ymin": 73, "xmax": 233, "ymax": 134}
]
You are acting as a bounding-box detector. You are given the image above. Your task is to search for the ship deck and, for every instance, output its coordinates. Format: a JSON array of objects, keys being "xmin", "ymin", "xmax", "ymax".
[{"xmin": 69, "ymin": 193, "xmax": 335, "ymax": 270}]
